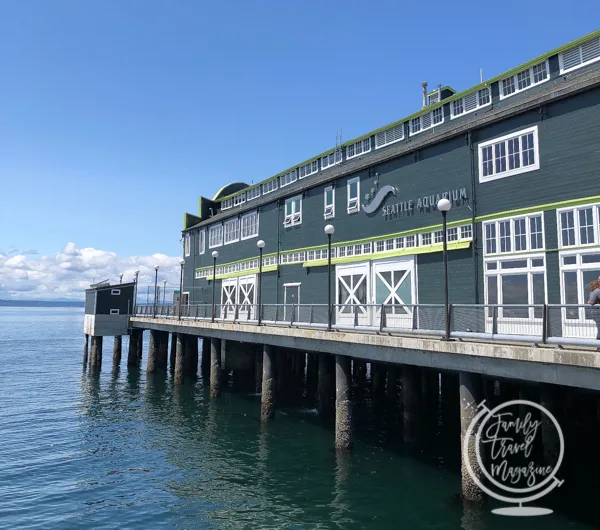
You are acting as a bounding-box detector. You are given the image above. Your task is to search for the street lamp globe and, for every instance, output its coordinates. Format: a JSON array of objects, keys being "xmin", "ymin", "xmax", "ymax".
[
  {"xmin": 257, "ymin": 240, "xmax": 265, "ymax": 249},
  {"xmin": 324, "ymin": 224, "xmax": 335, "ymax": 236},
  {"xmin": 212, "ymin": 251, "xmax": 219, "ymax": 258},
  {"xmin": 154, "ymin": 265, "xmax": 159, "ymax": 271},
  {"xmin": 135, "ymin": 269, "xmax": 140, "ymax": 275},
  {"xmin": 437, "ymin": 198, "xmax": 452, "ymax": 212},
  {"xmin": 179, "ymin": 258, "xmax": 185, "ymax": 266}
]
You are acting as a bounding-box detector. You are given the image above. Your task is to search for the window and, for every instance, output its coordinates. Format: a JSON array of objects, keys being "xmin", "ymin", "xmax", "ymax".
[
  {"xmin": 561, "ymin": 250, "xmax": 600, "ymax": 324},
  {"xmin": 209, "ymin": 224, "xmax": 223, "ymax": 248},
  {"xmin": 410, "ymin": 107, "xmax": 444, "ymax": 136},
  {"xmin": 346, "ymin": 138, "xmax": 371, "ymax": 159},
  {"xmin": 262, "ymin": 179, "xmax": 278, "ymax": 195},
  {"xmin": 110, "ymin": 309, "xmax": 120, "ymax": 315},
  {"xmin": 375, "ymin": 124, "xmax": 404, "ymax": 148},
  {"xmin": 199, "ymin": 231, "xmax": 205, "ymax": 255},
  {"xmin": 461, "ymin": 225, "xmax": 473, "ymax": 239},
  {"xmin": 347, "ymin": 177, "xmax": 360, "ymax": 213},
  {"xmin": 280, "ymin": 170, "xmax": 297, "ymax": 188},
  {"xmin": 451, "ymin": 87, "xmax": 491, "ymax": 119},
  {"xmin": 560, "ymin": 35, "xmax": 600, "ymax": 74},
  {"xmin": 321, "ymin": 150, "xmax": 342, "ymax": 170},
  {"xmin": 421, "ymin": 232, "xmax": 432, "ymax": 246},
  {"xmin": 307, "ymin": 248, "xmax": 330, "ymax": 261},
  {"xmin": 233, "ymin": 193, "xmax": 246, "ymax": 207},
  {"xmin": 500, "ymin": 61, "xmax": 549, "ymax": 99},
  {"xmin": 221, "ymin": 198, "xmax": 234, "ymax": 210},
  {"xmin": 246, "ymin": 187, "xmax": 260, "ymax": 201},
  {"xmin": 324, "ymin": 185, "xmax": 335, "ymax": 219},
  {"xmin": 241, "ymin": 212, "xmax": 259, "ymax": 240},
  {"xmin": 280, "ymin": 251, "xmax": 306, "ymax": 264},
  {"xmin": 336, "ymin": 243, "xmax": 372, "ymax": 258},
  {"xmin": 434, "ymin": 230, "xmax": 444, "ymax": 243},
  {"xmin": 299, "ymin": 160, "xmax": 318, "ymax": 179},
  {"xmin": 478, "ymin": 126, "xmax": 539, "ymax": 182},
  {"xmin": 184, "ymin": 233, "xmax": 191, "ymax": 256},
  {"xmin": 111, "ymin": 289, "xmax": 120, "ymax": 295},
  {"xmin": 447, "ymin": 227, "xmax": 458, "ymax": 242},
  {"xmin": 558, "ymin": 203, "xmax": 600, "ymax": 248},
  {"xmin": 223, "ymin": 218, "xmax": 240, "ymax": 244},
  {"xmin": 484, "ymin": 214, "xmax": 544, "ymax": 255},
  {"xmin": 284, "ymin": 195, "xmax": 302, "ymax": 227},
  {"xmin": 485, "ymin": 256, "xmax": 546, "ymax": 319}
]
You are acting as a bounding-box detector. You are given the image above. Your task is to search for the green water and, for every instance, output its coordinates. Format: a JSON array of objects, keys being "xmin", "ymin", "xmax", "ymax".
[{"xmin": 0, "ymin": 307, "xmax": 596, "ymax": 529}]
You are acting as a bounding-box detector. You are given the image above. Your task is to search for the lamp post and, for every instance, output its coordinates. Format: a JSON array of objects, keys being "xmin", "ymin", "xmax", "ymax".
[
  {"xmin": 325, "ymin": 224, "xmax": 335, "ymax": 331},
  {"xmin": 211, "ymin": 250, "xmax": 219, "ymax": 322},
  {"xmin": 437, "ymin": 198, "xmax": 452, "ymax": 340},
  {"xmin": 162, "ymin": 279, "xmax": 166, "ymax": 306},
  {"xmin": 133, "ymin": 270, "xmax": 140, "ymax": 315},
  {"xmin": 178, "ymin": 259, "xmax": 185, "ymax": 320},
  {"xmin": 119, "ymin": 273, "xmax": 123, "ymax": 284},
  {"xmin": 153, "ymin": 265, "xmax": 159, "ymax": 317},
  {"xmin": 257, "ymin": 240, "xmax": 265, "ymax": 325}
]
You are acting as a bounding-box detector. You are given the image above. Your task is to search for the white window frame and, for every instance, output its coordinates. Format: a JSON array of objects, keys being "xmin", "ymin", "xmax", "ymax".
[
  {"xmin": 262, "ymin": 179, "xmax": 278, "ymax": 195},
  {"xmin": 111, "ymin": 289, "xmax": 120, "ymax": 295},
  {"xmin": 284, "ymin": 195, "xmax": 302, "ymax": 227},
  {"xmin": 110, "ymin": 309, "xmax": 120, "ymax": 315},
  {"xmin": 221, "ymin": 198, "xmax": 234, "ymax": 210},
  {"xmin": 557, "ymin": 202, "xmax": 600, "ymax": 249},
  {"xmin": 346, "ymin": 138, "xmax": 371, "ymax": 160},
  {"xmin": 409, "ymin": 106, "xmax": 444, "ymax": 137},
  {"xmin": 450, "ymin": 87, "xmax": 491, "ymax": 119},
  {"xmin": 233, "ymin": 193, "xmax": 246, "ymax": 207},
  {"xmin": 478, "ymin": 125, "xmax": 540, "ymax": 183},
  {"xmin": 279, "ymin": 170, "xmax": 297, "ymax": 188},
  {"xmin": 208, "ymin": 224, "xmax": 223, "ymax": 248},
  {"xmin": 375, "ymin": 124, "xmax": 404, "ymax": 149},
  {"xmin": 241, "ymin": 211, "xmax": 259, "ymax": 240},
  {"xmin": 499, "ymin": 60, "xmax": 550, "ymax": 100},
  {"xmin": 299, "ymin": 160, "xmax": 319, "ymax": 179},
  {"xmin": 347, "ymin": 177, "xmax": 360, "ymax": 214},
  {"xmin": 223, "ymin": 218, "xmax": 240, "ymax": 245},
  {"xmin": 483, "ymin": 213, "xmax": 545, "ymax": 256},
  {"xmin": 321, "ymin": 150, "xmax": 342, "ymax": 170},
  {"xmin": 184, "ymin": 233, "xmax": 191, "ymax": 257},
  {"xmin": 199, "ymin": 230, "xmax": 206, "ymax": 255},
  {"xmin": 246, "ymin": 187, "xmax": 261, "ymax": 201},
  {"xmin": 324, "ymin": 185, "xmax": 335, "ymax": 219},
  {"xmin": 559, "ymin": 36, "xmax": 600, "ymax": 74}
]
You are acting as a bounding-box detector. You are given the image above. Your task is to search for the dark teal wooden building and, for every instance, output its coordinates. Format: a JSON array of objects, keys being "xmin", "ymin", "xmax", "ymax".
[{"xmin": 180, "ymin": 29, "xmax": 600, "ymax": 339}]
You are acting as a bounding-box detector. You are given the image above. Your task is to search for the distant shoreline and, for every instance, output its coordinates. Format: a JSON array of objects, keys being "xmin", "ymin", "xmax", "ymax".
[{"xmin": 0, "ymin": 299, "xmax": 84, "ymax": 308}]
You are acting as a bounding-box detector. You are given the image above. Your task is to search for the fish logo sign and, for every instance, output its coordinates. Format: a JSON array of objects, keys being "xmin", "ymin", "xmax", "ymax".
[{"xmin": 362, "ymin": 185, "xmax": 397, "ymax": 214}]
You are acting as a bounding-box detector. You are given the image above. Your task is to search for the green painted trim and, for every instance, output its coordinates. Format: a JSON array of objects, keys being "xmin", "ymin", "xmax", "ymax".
[
  {"xmin": 303, "ymin": 240, "xmax": 472, "ymax": 267},
  {"xmin": 476, "ymin": 195, "xmax": 600, "ymax": 223},
  {"xmin": 204, "ymin": 265, "xmax": 278, "ymax": 280}
]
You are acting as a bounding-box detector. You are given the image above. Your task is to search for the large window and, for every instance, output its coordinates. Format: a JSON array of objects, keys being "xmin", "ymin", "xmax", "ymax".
[
  {"xmin": 224, "ymin": 218, "xmax": 240, "ymax": 244},
  {"xmin": 346, "ymin": 138, "xmax": 371, "ymax": 160},
  {"xmin": 499, "ymin": 61, "xmax": 549, "ymax": 99},
  {"xmin": 375, "ymin": 124, "xmax": 404, "ymax": 148},
  {"xmin": 561, "ymin": 250, "xmax": 600, "ymax": 320},
  {"xmin": 347, "ymin": 177, "xmax": 360, "ymax": 214},
  {"xmin": 284, "ymin": 195, "xmax": 302, "ymax": 227},
  {"xmin": 451, "ymin": 87, "xmax": 491, "ymax": 119},
  {"xmin": 241, "ymin": 212, "xmax": 259, "ymax": 240},
  {"xmin": 479, "ymin": 126, "xmax": 539, "ymax": 182},
  {"xmin": 208, "ymin": 224, "xmax": 223, "ymax": 248},
  {"xmin": 184, "ymin": 233, "xmax": 190, "ymax": 256},
  {"xmin": 199, "ymin": 231, "xmax": 205, "ymax": 255},
  {"xmin": 324, "ymin": 185, "xmax": 335, "ymax": 219},
  {"xmin": 483, "ymin": 214, "xmax": 544, "ymax": 255},
  {"xmin": 558, "ymin": 203, "xmax": 600, "ymax": 248}
]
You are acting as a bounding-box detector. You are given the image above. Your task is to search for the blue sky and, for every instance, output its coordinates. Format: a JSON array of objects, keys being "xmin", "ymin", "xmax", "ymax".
[{"xmin": 0, "ymin": 1, "xmax": 598, "ymax": 297}]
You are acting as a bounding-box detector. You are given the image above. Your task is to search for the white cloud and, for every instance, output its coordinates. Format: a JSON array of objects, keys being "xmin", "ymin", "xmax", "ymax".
[{"xmin": 0, "ymin": 242, "xmax": 181, "ymax": 300}]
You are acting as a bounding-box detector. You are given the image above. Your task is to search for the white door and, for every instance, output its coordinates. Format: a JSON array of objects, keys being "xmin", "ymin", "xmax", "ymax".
[
  {"xmin": 238, "ymin": 275, "xmax": 256, "ymax": 320},
  {"xmin": 372, "ymin": 258, "xmax": 415, "ymax": 329},
  {"xmin": 221, "ymin": 278, "xmax": 237, "ymax": 319},
  {"xmin": 336, "ymin": 263, "xmax": 370, "ymax": 326},
  {"xmin": 284, "ymin": 283, "xmax": 301, "ymax": 321}
]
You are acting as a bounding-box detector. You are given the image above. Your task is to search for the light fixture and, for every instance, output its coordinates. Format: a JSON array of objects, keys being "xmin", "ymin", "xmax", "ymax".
[
  {"xmin": 324, "ymin": 224, "xmax": 335, "ymax": 236},
  {"xmin": 257, "ymin": 240, "xmax": 265, "ymax": 249},
  {"xmin": 437, "ymin": 198, "xmax": 451, "ymax": 212},
  {"xmin": 212, "ymin": 250, "xmax": 219, "ymax": 258}
]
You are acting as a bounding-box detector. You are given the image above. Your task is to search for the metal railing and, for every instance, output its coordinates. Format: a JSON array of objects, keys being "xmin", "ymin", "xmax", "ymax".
[{"xmin": 133, "ymin": 303, "xmax": 600, "ymax": 348}]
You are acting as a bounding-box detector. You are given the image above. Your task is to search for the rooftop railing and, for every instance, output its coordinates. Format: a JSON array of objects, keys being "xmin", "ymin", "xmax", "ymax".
[{"xmin": 133, "ymin": 303, "xmax": 600, "ymax": 349}]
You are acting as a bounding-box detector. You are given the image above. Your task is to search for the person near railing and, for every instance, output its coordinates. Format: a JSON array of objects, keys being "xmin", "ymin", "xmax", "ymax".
[{"xmin": 587, "ymin": 278, "xmax": 600, "ymax": 340}]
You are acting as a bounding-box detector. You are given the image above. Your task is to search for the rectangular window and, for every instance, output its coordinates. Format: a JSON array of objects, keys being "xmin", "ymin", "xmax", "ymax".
[
  {"xmin": 111, "ymin": 289, "xmax": 120, "ymax": 295},
  {"xmin": 233, "ymin": 193, "xmax": 246, "ymax": 207},
  {"xmin": 514, "ymin": 218, "xmax": 526, "ymax": 251},
  {"xmin": 478, "ymin": 126, "xmax": 539, "ymax": 182},
  {"xmin": 284, "ymin": 195, "xmax": 302, "ymax": 227},
  {"xmin": 299, "ymin": 160, "xmax": 319, "ymax": 179},
  {"xmin": 499, "ymin": 220, "xmax": 511, "ymax": 253},
  {"xmin": 558, "ymin": 203, "xmax": 600, "ymax": 248},
  {"xmin": 262, "ymin": 179, "xmax": 278, "ymax": 195},
  {"xmin": 406, "ymin": 235, "xmax": 416, "ymax": 248},
  {"xmin": 561, "ymin": 211, "xmax": 575, "ymax": 246},
  {"xmin": 375, "ymin": 124, "xmax": 404, "ymax": 148},
  {"xmin": 421, "ymin": 232, "xmax": 432, "ymax": 245},
  {"xmin": 410, "ymin": 107, "xmax": 444, "ymax": 136},
  {"xmin": 199, "ymin": 231, "xmax": 206, "ymax": 255},
  {"xmin": 347, "ymin": 178, "xmax": 360, "ymax": 213},
  {"xmin": 280, "ymin": 170, "xmax": 297, "ymax": 188},
  {"xmin": 484, "ymin": 214, "xmax": 544, "ymax": 255},
  {"xmin": 530, "ymin": 216, "xmax": 543, "ymax": 250},
  {"xmin": 485, "ymin": 223, "xmax": 497, "ymax": 254},
  {"xmin": 434, "ymin": 230, "xmax": 444, "ymax": 243},
  {"xmin": 321, "ymin": 150, "xmax": 342, "ymax": 170},
  {"xmin": 447, "ymin": 227, "xmax": 458, "ymax": 242},
  {"xmin": 208, "ymin": 224, "xmax": 223, "ymax": 248},
  {"xmin": 223, "ymin": 218, "xmax": 240, "ymax": 244},
  {"xmin": 246, "ymin": 187, "xmax": 261, "ymax": 201},
  {"xmin": 241, "ymin": 212, "xmax": 259, "ymax": 240},
  {"xmin": 110, "ymin": 309, "xmax": 120, "ymax": 315},
  {"xmin": 221, "ymin": 198, "xmax": 234, "ymax": 210},
  {"xmin": 324, "ymin": 185, "xmax": 335, "ymax": 219},
  {"xmin": 460, "ymin": 225, "xmax": 473, "ymax": 239},
  {"xmin": 500, "ymin": 61, "xmax": 549, "ymax": 99},
  {"xmin": 560, "ymin": 35, "xmax": 600, "ymax": 74},
  {"xmin": 346, "ymin": 138, "xmax": 371, "ymax": 160},
  {"xmin": 450, "ymin": 87, "xmax": 491, "ymax": 120},
  {"xmin": 184, "ymin": 233, "xmax": 191, "ymax": 256}
]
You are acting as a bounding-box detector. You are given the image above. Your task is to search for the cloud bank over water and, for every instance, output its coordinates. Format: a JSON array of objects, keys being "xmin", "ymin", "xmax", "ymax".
[{"xmin": 0, "ymin": 242, "xmax": 181, "ymax": 300}]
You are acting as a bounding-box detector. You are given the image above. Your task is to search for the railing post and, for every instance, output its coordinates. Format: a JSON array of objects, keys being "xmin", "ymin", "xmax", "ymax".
[
  {"xmin": 379, "ymin": 304, "xmax": 386, "ymax": 332},
  {"xmin": 492, "ymin": 306, "xmax": 498, "ymax": 335},
  {"xmin": 234, "ymin": 304, "xmax": 239, "ymax": 322},
  {"xmin": 446, "ymin": 304, "xmax": 453, "ymax": 340},
  {"xmin": 412, "ymin": 305, "xmax": 418, "ymax": 330},
  {"xmin": 290, "ymin": 304, "xmax": 295, "ymax": 326},
  {"xmin": 224, "ymin": 305, "xmax": 228, "ymax": 320},
  {"xmin": 195, "ymin": 304, "xmax": 199, "ymax": 321},
  {"xmin": 354, "ymin": 305, "xmax": 359, "ymax": 327},
  {"xmin": 247, "ymin": 304, "xmax": 251, "ymax": 320},
  {"xmin": 542, "ymin": 304, "xmax": 548, "ymax": 343},
  {"xmin": 309, "ymin": 304, "xmax": 314, "ymax": 325}
]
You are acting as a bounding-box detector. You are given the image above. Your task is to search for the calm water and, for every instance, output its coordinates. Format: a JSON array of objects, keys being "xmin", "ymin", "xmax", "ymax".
[{"xmin": 0, "ymin": 307, "xmax": 596, "ymax": 529}]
